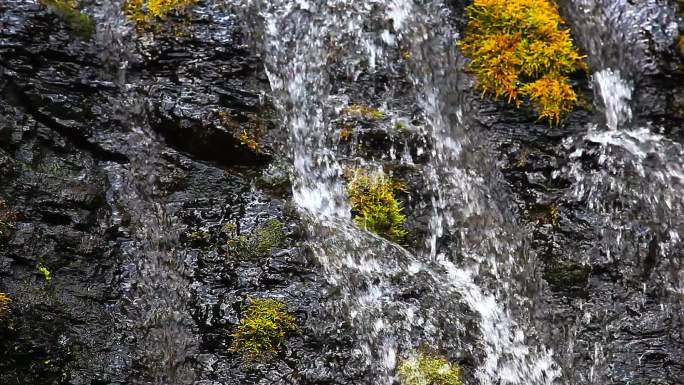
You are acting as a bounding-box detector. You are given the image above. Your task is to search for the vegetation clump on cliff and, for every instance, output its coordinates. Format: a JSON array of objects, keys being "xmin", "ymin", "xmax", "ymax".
[
  {"xmin": 41, "ymin": 0, "xmax": 95, "ymax": 39},
  {"xmin": 459, "ymin": 0, "xmax": 586, "ymax": 124},
  {"xmin": 229, "ymin": 298, "xmax": 297, "ymax": 358},
  {"xmin": 398, "ymin": 353, "xmax": 462, "ymax": 385},
  {"xmin": 347, "ymin": 169, "xmax": 406, "ymax": 243},
  {"xmin": 124, "ymin": 0, "xmax": 197, "ymax": 28},
  {"xmin": 0, "ymin": 293, "xmax": 11, "ymax": 318}
]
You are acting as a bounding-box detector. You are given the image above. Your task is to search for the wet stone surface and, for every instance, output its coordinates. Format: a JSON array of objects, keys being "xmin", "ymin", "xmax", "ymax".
[{"xmin": 0, "ymin": 0, "xmax": 683, "ymax": 385}]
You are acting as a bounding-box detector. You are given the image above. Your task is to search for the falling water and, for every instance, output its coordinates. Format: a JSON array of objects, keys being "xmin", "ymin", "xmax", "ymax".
[
  {"xmin": 239, "ymin": 1, "xmax": 561, "ymax": 384},
  {"xmin": 92, "ymin": 2, "xmax": 199, "ymax": 383}
]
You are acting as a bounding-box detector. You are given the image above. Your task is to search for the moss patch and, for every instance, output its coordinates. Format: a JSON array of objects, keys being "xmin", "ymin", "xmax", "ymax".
[
  {"xmin": 347, "ymin": 169, "xmax": 407, "ymax": 243},
  {"xmin": 341, "ymin": 104, "xmax": 385, "ymax": 121},
  {"xmin": 229, "ymin": 298, "xmax": 297, "ymax": 358},
  {"xmin": 398, "ymin": 353, "xmax": 462, "ymax": 385},
  {"xmin": 225, "ymin": 219, "xmax": 286, "ymax": 258},
  {"xmin": 0, "ymin": 293, "xmax": 11, "ymax": 318},
  {"xmin": 459, "ymin": 0, "xmax": 586, "ymax": 124},
  {"xmin": 544, "ymin": 259, "xmax": 590, "ymax": 289},
  {"xmin": 41, "ymin": 0, "xmax": 95, "ymax": 39},
  {"xmin": 124, "ymin": 0, "xmax": 198, "ymax": 28}
]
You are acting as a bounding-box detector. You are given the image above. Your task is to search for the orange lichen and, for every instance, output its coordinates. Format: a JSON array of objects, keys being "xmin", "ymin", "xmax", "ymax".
[{"xmin": 459, "ymin": 0, "xmax": 586, "ymax": 124}]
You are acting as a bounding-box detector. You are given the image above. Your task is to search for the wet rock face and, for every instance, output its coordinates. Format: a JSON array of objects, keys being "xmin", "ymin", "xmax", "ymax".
[{"xmin": 1, "ymin": 1, "xmax": 683, "ymax": 385}]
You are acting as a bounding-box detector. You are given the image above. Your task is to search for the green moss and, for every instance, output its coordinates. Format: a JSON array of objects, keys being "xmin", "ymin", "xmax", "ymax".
[
  {"xmin": 341, "ymin": 104, "xmax": 385, "ymax": 120},
  {"xmin": 347, "ymin": 169, "xmax": 407, "ymax": 242},
  {"xmin": 124, "ymin": 0, "xmax": 198, "ymax": 29},
  {"xmin": 398, "ymin": 353, "xmax": 462, "ymax": 385},
  {"xmin": 230, "ymin": 298, "xmax": 297, "ymax": 358},
  {"xmin": 37, "ymin": 264, "xmax": 52, "ymax": 282},
  {"xmin": 459, "ymin": 0, "xmax": 586, "ymax": 124},
  {"xmin": 225, "ymin": 219, "xmax": 285, "ymax": 258},
  {"xmin": 544, "ymin": 260, "xmax": 590, "ymax": 289},
  {"xmin": 41, "ymin": 0, "xmax": 95, "ymax": 39}
]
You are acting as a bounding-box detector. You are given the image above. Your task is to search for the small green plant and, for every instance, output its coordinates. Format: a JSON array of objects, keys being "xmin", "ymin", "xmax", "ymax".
[
  {"xmin": 229, "ymin": 298, "xmax": 297, "ymax": 358},
  {"xmin": 678, "ymin": 35, "xmax": 684, "ymax": 57},
  {"xmin": 0, "ymin": 292, "xmax": 11, "ymax": 317},
  {"xmin": 41, "ymin": 0, "xmax": 96, "ymax": 39},
  {"xmin": 225, "ymin": 219, "xmax": 285, "ymax": 258},
  {"xmin": 124, "ymin": 0, "xmax": 198, "ymax": 28},
  {"xmin": 398, "ymin": 353, "xmax": 462, "ymax": 385},
  {"xmin": 37, "ymin": 264, "xmax": 52, "ymax": 282},
  {"xmin": 347, "ymin": 169, "xmax": 407, "ymax": 242},
  {"xmin": 459, "ymin": 0, "xmax": 586, "ymax": 124},
  {"xmin": 341, "ymin": 104, "xmax": 385, "ymax": 120}
]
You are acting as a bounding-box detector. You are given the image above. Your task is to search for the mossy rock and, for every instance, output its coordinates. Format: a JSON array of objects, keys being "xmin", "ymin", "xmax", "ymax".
[
  {"xmin": 544, "ymin": 259, "xmax": 591, "ymax": 289},
  {"xmin": 398, "ymin": 353, "xmax": 462, "ymax": 385},
  {"xmin": 229, "ymin": 298, "xmax": 297, "ymax": 359},
  {"xmin": 346, "ymin": 169, "xmax": 407, "ymax": 243},
  {"xmin": 41, "ymin": 0, "xmax": 96, "ymax": 39}
]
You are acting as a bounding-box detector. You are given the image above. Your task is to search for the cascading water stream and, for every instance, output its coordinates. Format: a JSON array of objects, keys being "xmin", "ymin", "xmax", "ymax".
[
  {"xmin": 92, "ymin": 3, "xmax": 199, "ymax": 383},
  {"xmin": 239, "ymin": 1, "xmax": 561, "ymax": 384}
]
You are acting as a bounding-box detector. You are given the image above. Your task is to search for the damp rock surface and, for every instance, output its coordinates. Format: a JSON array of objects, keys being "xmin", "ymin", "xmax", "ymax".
[{"xmin": 0, "ymin": 1, "xmax": 683, "ymax": 385}]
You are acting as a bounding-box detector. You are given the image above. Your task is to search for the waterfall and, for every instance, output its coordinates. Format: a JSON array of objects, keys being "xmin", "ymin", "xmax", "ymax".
[{"xmin": 238, "ymin": 1, "xmax": 561, "ymax": 384}]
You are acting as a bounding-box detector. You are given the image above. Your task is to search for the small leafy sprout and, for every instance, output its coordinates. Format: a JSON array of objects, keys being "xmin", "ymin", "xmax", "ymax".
[
  {"xmin": 347, "ymin": 169, "xmax": 407, "ymax": 243},
  {"xmin": 0, "ymin": 293, "xmax": 11, "ymax": 317},
  {"xmin": 124, "ymin": 0, "xmax": 198, "ymax": 29},
  {"xmin": 41, "ymin": 0, "xmax": 96, "ymax": 39},
  {"xmin": 341, "ymin": 104, "xmax": 385, "ymax": 120},
  {"xmin": 229, "ymin": 298, "xmax": 297, "ymax": 359},
  {"xmin": 37, "ymin": 264, "xmax": 52, "ymax": 282},
  {"xmin": 239, "ymin": 129, "xmax": 260, "ymax": 153},
  {"xmin": 398, "ymin": 353, "xmax": 462, "ymax": 385},
  {"xmin": 459, "ymin": 0, "xmax": 586, "ymax": 124}
]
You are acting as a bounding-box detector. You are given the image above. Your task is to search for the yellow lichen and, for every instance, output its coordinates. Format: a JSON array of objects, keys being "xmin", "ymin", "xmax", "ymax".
[{"xmin": 459, "ymin": 0, "xmax": 586, "ymax": 124}]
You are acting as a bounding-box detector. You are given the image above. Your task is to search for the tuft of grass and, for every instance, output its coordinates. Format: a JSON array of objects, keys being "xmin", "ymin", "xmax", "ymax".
[
  {"xmin": 229, "ymin": 298, "xmax": 297, "ymax": 358},
  {"xmin": 124, "ymin": 0, "xmax": 198, "ymax": 28},
  {"xmin": 347, "ymin": 169, "xmax": 407, "ymax": 243},
  {"xmin": 398, "ymin": 353, "xmax": 462, "ymax": 385},
  {"xmin": 41, "ymin": 0, "xmax": 96, "ymax": 39},
  {"xmin": 0, "ymin": 293, "xmax": 11, "ymax": 317},
  {"xmin": 459, "ymin": 0, "xmax": 586, "ymax": 124},
  {"xmin": 341, "ymin": 104, "xmax": 385, "ymax": 120}
]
